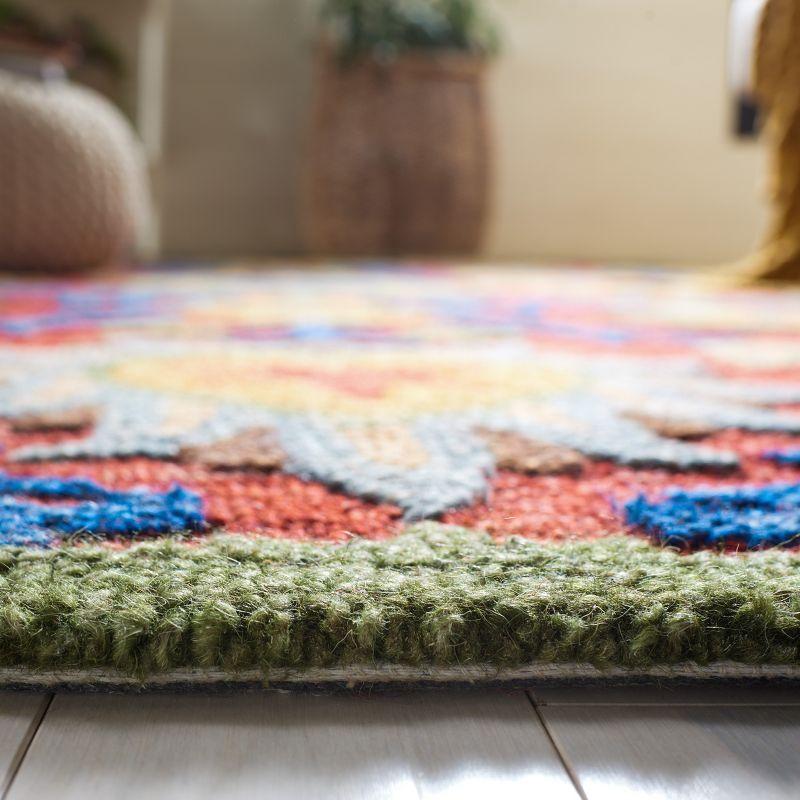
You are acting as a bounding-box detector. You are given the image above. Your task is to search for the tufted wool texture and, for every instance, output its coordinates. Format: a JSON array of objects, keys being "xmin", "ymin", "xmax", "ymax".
[
  {"xmin": 0, "ymin": 262, "xmax": 799, "ymax": 686},
  {"xmin": 1, "ymin": 527, "xmax": 799, "ymax": 679}
]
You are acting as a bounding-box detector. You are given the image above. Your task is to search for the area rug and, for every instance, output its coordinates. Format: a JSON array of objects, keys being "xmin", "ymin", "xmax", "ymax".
[{"xmin": 1, "ymin": 262, "xmax": 800, "ymax": 688}]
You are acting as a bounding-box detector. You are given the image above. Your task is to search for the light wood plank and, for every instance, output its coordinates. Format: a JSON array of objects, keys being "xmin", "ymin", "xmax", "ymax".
[
  {"xmin": 541, "ymin": 703, "xmax": 800, "ymax": 800},
  {"xmin": 0, "ymin": 693, "xmax": 51, "ymax": 797},
  {"xmin": 8, "ymin": 690, "xmax": 578, "ymax": 800},
  {"xmin": 532, "ymin": 684, "xmax": 800, "ymax": 706}
]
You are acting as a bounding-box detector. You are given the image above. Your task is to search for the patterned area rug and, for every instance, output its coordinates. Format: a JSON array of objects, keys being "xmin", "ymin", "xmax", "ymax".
[{"xmin": 2, "ymin": 263, "xmax": 800, "ymax": 687}]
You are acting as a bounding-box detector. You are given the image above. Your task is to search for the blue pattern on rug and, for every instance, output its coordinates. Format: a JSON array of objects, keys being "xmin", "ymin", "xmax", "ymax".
[
  {"xmin": 763, "ymin": 449, "xmax": 800, "ymax": 465},
  {"xmin": 625, "ymin": 483, "xmax": 800, "ymax": 549},
  {"xmin": 0, "ymin": 474, "xmax": 204, "ymax": 546}
]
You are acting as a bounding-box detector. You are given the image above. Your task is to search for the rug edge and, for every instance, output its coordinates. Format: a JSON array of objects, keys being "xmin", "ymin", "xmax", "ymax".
[{"xmin": 1, "ymin": 662, "xmax": 799, "ymax": 690}]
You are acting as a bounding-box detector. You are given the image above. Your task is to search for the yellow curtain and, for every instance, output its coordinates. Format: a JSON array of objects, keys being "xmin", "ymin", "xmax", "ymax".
[{"xmin": 743, "ymin": 0, "xmax": 800, "ymax": 281}]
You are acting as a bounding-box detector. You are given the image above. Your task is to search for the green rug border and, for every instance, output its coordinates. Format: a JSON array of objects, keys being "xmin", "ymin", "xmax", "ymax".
[{"xmin": 0, "ymin": 525, "xmax": 798, "ymax": 680}]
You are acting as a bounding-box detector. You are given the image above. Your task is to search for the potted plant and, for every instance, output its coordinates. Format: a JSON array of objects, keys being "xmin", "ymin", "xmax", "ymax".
[
  {"xmin": 0, "ymin": 1, "xmax": 122, "ymax": 83},
  {"xmin": 307, "ymin": 0, "xmax": 499, "ymax": 257}
]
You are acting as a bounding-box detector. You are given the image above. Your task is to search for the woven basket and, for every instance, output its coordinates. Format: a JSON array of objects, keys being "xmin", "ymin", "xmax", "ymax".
[
  {"xmin": 306, "ymin": 51, "xmax": 491, "ymax": 257},
  {"xmin": 0, "ymin": 69, "xmax": 149, "ymax": 272}
]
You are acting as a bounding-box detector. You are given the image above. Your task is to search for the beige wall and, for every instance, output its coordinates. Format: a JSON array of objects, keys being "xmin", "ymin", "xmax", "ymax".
[
  {"xmin": 162, "ymin": 0, "xmax": 315, "ymax": 257},
  {"xmin": 485, "ymin": 0, "xmax": 767, "ymax": 264},
  {"xmin": 58, "ymin": 0, "xmax": 768, "ymax": 264}
]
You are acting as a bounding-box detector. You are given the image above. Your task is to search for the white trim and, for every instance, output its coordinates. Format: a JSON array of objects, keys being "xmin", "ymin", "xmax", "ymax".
[{"xmin": 727, "ymin": 0, "xmax": 767, "ymax": 94}]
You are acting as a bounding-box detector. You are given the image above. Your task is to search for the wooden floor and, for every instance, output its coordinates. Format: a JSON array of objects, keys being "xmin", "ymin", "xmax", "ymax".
[{"xmin": 0, "ymin": 686, "xmax": 796, "ymax": 799}]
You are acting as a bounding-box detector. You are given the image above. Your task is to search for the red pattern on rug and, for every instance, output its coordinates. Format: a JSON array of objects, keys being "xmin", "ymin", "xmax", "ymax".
[{"xmin": 4, "ymin": 423, "xmax": 800, "ymax": 543}]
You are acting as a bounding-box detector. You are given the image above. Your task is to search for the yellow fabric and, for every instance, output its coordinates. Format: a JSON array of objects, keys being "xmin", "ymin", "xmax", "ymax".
[{"xmin": 742, "ymin": 0, "xmax": 800, "ymax": 281}]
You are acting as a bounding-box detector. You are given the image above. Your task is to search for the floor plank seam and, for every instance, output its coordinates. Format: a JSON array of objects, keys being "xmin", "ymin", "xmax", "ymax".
[
  {"xmin": 525, "ymin": 691, "xmax": 588, "ymax": 800},
  {"xmin": 535, "ymin": 701, "xmax": 800, "ymax": 707},
  {"xmin": 0, "ymin": 694, "xmax": 53, "ymax": 800}
]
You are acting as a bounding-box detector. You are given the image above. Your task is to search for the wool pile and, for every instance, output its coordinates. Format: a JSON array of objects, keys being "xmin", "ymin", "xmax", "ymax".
[{"xmin": 1, "ymin": 263, "xmax": 800, "ymax": 686}]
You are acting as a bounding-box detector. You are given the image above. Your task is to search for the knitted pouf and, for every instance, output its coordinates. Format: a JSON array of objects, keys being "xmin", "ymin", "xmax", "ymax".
[{"xmin": 0, "ymin": 70, "xmax": 148, "ymax": 272}]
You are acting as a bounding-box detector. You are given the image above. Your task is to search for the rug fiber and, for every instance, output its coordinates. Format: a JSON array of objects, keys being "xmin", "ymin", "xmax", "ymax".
[{"xmin": 1, "ymin": 263, "xmax": 800, "ymax": 685}]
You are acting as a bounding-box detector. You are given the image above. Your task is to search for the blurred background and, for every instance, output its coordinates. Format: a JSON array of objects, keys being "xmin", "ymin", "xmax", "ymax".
[{"xmin": 0, "ymin": 0, "xmax": 771, "ymax": 266}]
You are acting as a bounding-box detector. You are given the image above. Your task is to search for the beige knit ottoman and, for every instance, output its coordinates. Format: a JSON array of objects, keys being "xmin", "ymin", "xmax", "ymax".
[{"xmin": 0, "ymin": 69, "xmax": 149, "ymax": 272}]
